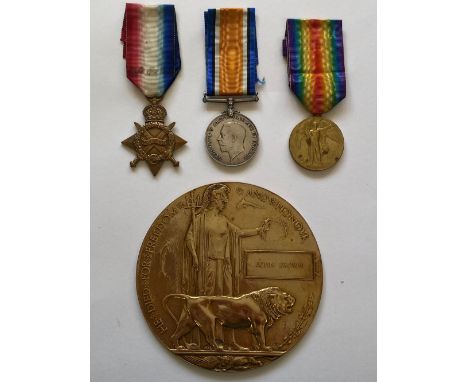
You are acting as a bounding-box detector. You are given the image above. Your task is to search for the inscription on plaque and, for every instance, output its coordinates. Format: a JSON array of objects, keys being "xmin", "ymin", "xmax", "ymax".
[{"xmin": 244, "ymin": 250, "xmax": 314, "ymax": 280}]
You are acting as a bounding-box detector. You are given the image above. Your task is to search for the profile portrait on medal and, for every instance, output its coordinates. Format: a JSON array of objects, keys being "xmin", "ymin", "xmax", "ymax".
[{"xmin": 216, "ymin": 121, "xmax": 247, "ymax": 163}]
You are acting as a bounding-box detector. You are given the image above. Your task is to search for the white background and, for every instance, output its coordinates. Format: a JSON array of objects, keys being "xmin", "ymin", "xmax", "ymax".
[
  {"xmin": 91, "ymin": 0, "xmax": 375, "ymax": 381},
  {"xmin": 2, "ymin": 1, "xmax": 468, "ymax": 382}
]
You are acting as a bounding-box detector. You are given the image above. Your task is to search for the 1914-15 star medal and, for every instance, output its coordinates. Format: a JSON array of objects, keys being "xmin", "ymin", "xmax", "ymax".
[
  {"xmin": 122, "ymin": 98, "xmax": 186, "ymax": 176},
  {"xmin": 120, "ymin": 4, "xmax": 185, "ymax": 177}
]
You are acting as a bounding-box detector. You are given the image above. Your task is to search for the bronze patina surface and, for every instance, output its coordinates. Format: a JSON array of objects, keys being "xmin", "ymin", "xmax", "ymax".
[
  {"xmin": 289, "ymin": 116, "xmax": 344, "ymax": 171},
  {"xmin": 136, "ymin": 182, "xmax": 323, "ymax": 371},
  {"xmin": 122, "ymin": 98, "xmax": 186, "ymax": 176}
]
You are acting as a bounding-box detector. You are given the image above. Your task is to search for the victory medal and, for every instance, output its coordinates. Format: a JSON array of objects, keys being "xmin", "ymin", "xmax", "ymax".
[
  {"xmin": 203, "ymin": 9, "xmax": 261, "ymax": 167},
  {"xmin": 283, "ymin": 19, "xmax": 346, "ymax": 171},
  {"xmin": 120, "ymin": 4, "xmax": 186, "ymax": 176}
]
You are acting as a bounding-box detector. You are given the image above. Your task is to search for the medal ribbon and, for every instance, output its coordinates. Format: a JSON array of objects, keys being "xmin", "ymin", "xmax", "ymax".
[
  {"xmin": 121, "ymin": 4, "xmax": 181, "ymax": 98},
  {"xmin": 204, "ymin": 8, "xmax": 258, "ymax": 96},
  {"xmin": 283, "ymin": 19, "xmax": 346, "ymax": 115}
]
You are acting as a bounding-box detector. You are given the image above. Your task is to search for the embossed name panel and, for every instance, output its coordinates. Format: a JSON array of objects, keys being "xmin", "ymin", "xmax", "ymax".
[{"xmin": 244, "ymin": 250, "xmax": 314, "ymax": 280}]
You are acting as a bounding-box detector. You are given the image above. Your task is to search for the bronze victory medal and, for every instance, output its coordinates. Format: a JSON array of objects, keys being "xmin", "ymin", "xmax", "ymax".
[
  {"xmin": 136, "ymin": 182, "xmax": 323, "ymax": 372},
  {"xmin": 289, "ymin": 116, "xmax": 344, "ymax": 171}
]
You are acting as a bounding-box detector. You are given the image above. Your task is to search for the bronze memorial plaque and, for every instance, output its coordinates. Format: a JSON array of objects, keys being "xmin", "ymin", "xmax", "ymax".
[{"xmin": 136, "ymin": 182, "xmax": 323, "ymax": 371}]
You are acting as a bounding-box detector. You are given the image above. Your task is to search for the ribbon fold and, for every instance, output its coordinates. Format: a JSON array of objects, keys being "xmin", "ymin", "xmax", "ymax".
[
  {"xmin": 121, "ymin": 3, "xmax": 181, "ymax": 98},
  {"xmin": 283, "ymin": 19, "xmax": 346, "ymax": 115},
  {"xmin": 204, "ymin": 8, "xmax": 258, "ymax": 96}
]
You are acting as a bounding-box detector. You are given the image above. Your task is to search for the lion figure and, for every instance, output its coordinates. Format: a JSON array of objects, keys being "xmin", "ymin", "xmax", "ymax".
[{"xmin": 163, "ymin": 287, "xmax": 295, "ymax": 351}]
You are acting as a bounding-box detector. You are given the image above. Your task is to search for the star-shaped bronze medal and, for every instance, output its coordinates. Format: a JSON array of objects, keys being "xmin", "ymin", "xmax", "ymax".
[{"xmin": 122, "ymin": 99, "xmax": 186, "ymax": 176}]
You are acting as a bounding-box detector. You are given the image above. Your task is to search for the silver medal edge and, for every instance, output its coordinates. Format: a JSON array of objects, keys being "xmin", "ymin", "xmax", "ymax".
[{"xmin": 204, "ymin": 113, "xmax": 259, "ymax": 167}]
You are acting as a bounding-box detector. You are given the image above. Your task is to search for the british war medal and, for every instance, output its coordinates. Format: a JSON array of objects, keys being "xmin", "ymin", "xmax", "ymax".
[{"xmin": 203, "ymin": 9, "xmax": 261, "ymax": 167}]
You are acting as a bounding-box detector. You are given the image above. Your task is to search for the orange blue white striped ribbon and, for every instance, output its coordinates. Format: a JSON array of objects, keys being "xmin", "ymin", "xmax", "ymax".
[{"xmin": 204, "ymin": 8, "xmax": 258, "ymax": 96}]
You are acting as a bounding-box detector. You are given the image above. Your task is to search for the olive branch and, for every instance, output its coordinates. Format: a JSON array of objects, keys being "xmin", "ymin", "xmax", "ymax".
[{"xmin": 278, "ymin": 294, "xmax": 315, "ymax": 350}]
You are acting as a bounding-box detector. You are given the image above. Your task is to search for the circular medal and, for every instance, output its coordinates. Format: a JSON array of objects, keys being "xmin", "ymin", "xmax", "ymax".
[
  {"xmin": 289, "ymin": 116, "xmax": 344, "ymax": 171},
  {"xmin": 136, "ymin": 182, "xmax": 323, "ymax": 372},
  {"xmin": 205, "ymin": 113, "xmax": 259, "ymax": 166}
]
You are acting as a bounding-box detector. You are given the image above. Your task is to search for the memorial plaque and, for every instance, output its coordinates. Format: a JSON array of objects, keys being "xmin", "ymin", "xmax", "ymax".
[{"xmin": 136, "ymin": 182, "xmax": 323, "ymax": 371}]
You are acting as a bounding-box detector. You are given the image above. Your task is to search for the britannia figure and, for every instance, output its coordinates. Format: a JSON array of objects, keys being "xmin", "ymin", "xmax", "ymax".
[{"xmin": 181, "ymin": 183, "xmax": 269, "ymax": 297}]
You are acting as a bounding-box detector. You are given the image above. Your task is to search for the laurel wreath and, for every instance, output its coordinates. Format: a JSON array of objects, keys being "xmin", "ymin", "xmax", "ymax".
[{"xmin": 277, "ymin": 294, "xmax": 315, "ymax": 350}]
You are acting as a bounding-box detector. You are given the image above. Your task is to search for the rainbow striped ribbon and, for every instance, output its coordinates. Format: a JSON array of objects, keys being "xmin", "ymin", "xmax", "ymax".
[
  {"xmin": 283, "ymin": 19, "xmax": 346, "ymax": 115},
  {"xmin": 121, "ymin": 4, "xmax": 181, "ymax": 98},
  {"xmin": 204, "ymin": 8, "xmax": 258, "ymax": 96}
]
